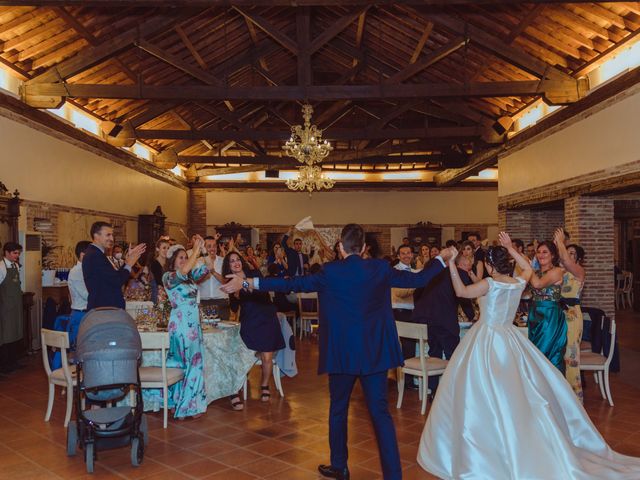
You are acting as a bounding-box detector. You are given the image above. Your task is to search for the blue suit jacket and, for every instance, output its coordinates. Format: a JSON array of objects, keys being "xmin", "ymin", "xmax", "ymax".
[
  {"xmin": 259, "ymin": 255, "xmax": 444, "ymax": 375},
  {"xmin": 82, "ymin": 244, "xmax": 130, "ymax": 310},
  {"xmin": 282, "ymin": 234, "xmax": 309, "ymax": 276}
]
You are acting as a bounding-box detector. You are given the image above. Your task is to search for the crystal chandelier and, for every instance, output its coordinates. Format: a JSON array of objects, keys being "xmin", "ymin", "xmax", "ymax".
[{"xmin": 284, "ymin": 104, "xmax": 334, "ymax": 192}]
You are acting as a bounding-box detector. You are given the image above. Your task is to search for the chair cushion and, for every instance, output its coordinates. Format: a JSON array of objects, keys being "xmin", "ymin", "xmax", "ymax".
[
  {"xmin": 581, "ymin": 352, "xmax": 607, "ymax": 366},
  {"xmin": 139, "ymin": 366, "xmax": 184, "ymax": 385},
  {"xmin": 50, "ymin": 365, "xmax": 76, "ymax": 382},
  {"xmin": 404, "ymin": 356, "xmax": 448, "ymax": 373},
  {"xmin": 580, "ymin": 341, "xmax": 591, "ymax": 352}
]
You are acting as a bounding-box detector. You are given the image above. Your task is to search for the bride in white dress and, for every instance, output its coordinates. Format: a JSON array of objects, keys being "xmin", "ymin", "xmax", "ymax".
[{"xmin": 417, "ymin": 232, "xmax": 640, "ymax": 480}]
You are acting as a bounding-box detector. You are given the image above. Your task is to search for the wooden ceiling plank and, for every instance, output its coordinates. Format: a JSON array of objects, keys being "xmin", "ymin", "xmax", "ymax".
[
  {"xmin": 549, "ymin": 7, "xmax": 613, "ymax": 41},
  {"xmin": 409, "ymin": 21, "xmax": 434, "ymax": 64},
  {"xmin": 309, "ymin": 6, "xmax": 369, "ymax": 55},
  {"xmin": 3, "ymin": 17, "xmax": 64, "ymax": 52},
  {"xmin": 386, "ymin": 36, "xmax": 466, "ymax": 84},
  {"xmin": 523, "ymin": 26, "xmax": 582, "ymax": 59},
  {"xmin": 136, "ymin": 38, "xmax": 222, "ymax": 86},
  {"xmin": 232, "ymin": 7, "xmax": 298, "ymax": 55},
  {"xmin": 244, "ymin": 17, "xmax": 269, "ymax": 71},
  {"xmin": 424, "ymin": 11, "xmax": 573, "ymax": 81},
  {"xmin": 26, "ymin": 12, "xmax": 194, "ymax": 84},
  {"xmin": 175, "ymin": 25, "xmax": 208, "ymax": 70},
  {"xmin": 32, "ymin": 38, "xmax": 87, "ymax": 70},
  {"xmin": 505, "ymin": 5, "xmax": 544, "ymax": 44},
  {"xmin": 0, "ymin": 10, "xmax": 38, "ymax": 37}
]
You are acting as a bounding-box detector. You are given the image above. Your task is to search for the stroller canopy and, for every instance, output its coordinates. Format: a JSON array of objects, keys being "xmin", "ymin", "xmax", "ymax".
[
  {"xmin": 77, "ymin": 308, "xmax": 141, "ymax": 361},
  {"xmin": 76, "ymin": 308, "xmax": 142, "ymax": 391}
]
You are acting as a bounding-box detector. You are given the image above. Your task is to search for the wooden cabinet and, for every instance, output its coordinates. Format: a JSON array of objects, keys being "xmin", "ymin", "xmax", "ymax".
[
  {"xmin": 215, "ymin": 222, "xmax": 252, "ymax": 251},
  {"xmin": 138, "ymin": 206, "xmax": 166, "ymax": 251},
  {"xmin": 407, "ymin": 223, "xmax": 442, "ymax": 252}
]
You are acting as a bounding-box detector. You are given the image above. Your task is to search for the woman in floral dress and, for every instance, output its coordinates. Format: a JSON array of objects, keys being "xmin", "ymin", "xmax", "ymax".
[{"xmin": 162, "ymin": 235, "xmax": 214, "ymax": 419}]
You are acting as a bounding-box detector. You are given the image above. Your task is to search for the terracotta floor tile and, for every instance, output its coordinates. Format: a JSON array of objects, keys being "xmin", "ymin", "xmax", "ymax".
[
  {"xmin": 236, "ymin": 456, "xmax": 292, "ymax": 476},
  {"xmin": 202, "ymin": 468, "xmax": 259, "ymax": 479},
  {"xmin": 211, "ymin": 447, "xmax": 263, "ymax": 468},
  {"xmin": 244, "ymin": 439, "xmax": 293, "ymax": 456},
  {"xmin": 177, "ymin": 458, "xmax": 229, "ymax": 477}
]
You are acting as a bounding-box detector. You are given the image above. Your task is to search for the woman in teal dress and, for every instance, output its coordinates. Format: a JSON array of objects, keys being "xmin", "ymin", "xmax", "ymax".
[
  {"xmin": 162, "ymin": 235, "xmax": 214, "ymax": 419},
  {"xmin": 528, "ymin": 241, "xmax": 567, "ymax": 373}
]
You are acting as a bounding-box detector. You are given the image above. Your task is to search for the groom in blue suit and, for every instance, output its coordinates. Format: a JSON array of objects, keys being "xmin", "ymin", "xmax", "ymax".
[{"xmin": 223, "ymin": 224, "xmax": 451, "ymax": 480}]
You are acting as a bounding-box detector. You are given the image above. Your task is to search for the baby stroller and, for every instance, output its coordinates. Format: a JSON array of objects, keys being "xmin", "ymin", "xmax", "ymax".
[{"xmin": 66, "ymin": 308, "xmax": 148, "ymax": 473}]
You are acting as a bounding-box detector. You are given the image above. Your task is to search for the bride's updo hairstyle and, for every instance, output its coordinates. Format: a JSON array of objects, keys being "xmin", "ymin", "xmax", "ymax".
[{"xmin": 485, "ymin": 246, "xmax": 512, "ymax": 275}]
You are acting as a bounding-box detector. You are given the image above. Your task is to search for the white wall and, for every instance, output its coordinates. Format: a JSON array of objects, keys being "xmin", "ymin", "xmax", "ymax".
[
  {"xmin": 205, "ymin": 190, "xmax": 498, "ymax": 225},
  {"xmin": 499, "ymin": 85, "xmax": 640, "ymax": 197},
  {"xmin": 0, "ymin": 115, "xmax": 188, "ymax": 223}
]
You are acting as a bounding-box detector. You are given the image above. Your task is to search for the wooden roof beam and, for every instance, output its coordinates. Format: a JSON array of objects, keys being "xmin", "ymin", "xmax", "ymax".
[
  {"xmin": 10, "ymin": 1, "xmax": 631, "ymax": 5},
  {"xmin": 135, "ymin": 125, "xmax": 483, "ymax": 141},
  {"xmin": 410, "ymin": 21, "xmax": 434, "ymax": 64},
  {"xmin": 309, "ymin": 6, "xmax": 370, "ymax": 55},
  {"xmin": 179, "ymin": 153, "xmax": 464, "ymax": 166},
  {"xmin": 23, "ymin": 78, "xmax": 588, "ymax": 103},
  {"xmin": 232, "ymin": 7, "xmax": 298, "ymax": 55},
  {"xmin": 385, "ymin": 36, "xmax": 467, "ymax": 84}
]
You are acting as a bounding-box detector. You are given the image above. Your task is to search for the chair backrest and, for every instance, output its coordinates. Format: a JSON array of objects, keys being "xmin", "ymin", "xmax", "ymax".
[
  {"xmin": 40, "ymin": 328, "xmax": 72, "ymax": 379},
  {"xmin": 395, "ymin": 321, "xmax": 427, "ymax": 341},
  {"xmin": 603, "ymin": 319, "xmax": 617, "ymax": 367},
  {"xmin": 623, "ymin": 272, "xmax": 633, "ymax": 292},
  {"xmin": 297, "ymin": 292, "xmax": 319, "ymax": 317},
  {"xmin": 395, "ymin": 321, "xmax": 428, "ymax": 372},
  {"xmin": 615, "ymin": 274, "xmax": 625, "ymax": 291},
  {"xmin": 139, "ymin": 331, "xmax": 170, "ymax": 385}
]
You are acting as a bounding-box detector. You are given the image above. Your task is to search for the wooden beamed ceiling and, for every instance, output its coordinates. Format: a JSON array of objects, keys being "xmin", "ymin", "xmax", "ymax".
[{"xmin": 1, "ymin": 2, "xmax": 639, "ymax": 183}]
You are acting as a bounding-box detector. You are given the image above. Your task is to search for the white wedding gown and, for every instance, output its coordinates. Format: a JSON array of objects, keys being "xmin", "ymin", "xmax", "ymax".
[{"xmin": 417, "ymin": 277, "xmax": 640, "ymax": 480}]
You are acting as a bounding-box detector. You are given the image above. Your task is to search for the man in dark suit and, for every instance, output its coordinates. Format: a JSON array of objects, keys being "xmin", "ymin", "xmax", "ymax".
[
  {"xmin": 223, "ymin": 224, "xmax": 452, "ymax": 480},
  {"xmin": 282, "ymin": 229, "xmax": 309, "ymax": 276},
  {"xmin": 412, "ymin": 255, "xmax": 475, "ymax": 393},
  {"xmin": 82, "ymin": 221, "xmax": 146, "ymax": 310}
]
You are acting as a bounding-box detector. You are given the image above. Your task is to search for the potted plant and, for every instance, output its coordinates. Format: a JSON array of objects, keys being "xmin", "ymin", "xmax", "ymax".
[{"xmin": 41, "ymin": 239, "xmax": 59, "ymax": 286}]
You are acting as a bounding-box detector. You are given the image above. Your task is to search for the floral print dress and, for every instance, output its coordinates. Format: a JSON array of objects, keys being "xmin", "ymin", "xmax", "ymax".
[{"xmin": 163, "ymin": 264, "xmax": 209, "ymax": 418}]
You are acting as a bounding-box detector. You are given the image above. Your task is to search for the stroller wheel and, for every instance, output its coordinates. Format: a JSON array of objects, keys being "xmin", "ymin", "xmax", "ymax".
[
  {"xmin": 66, "ymin": 420, "xmax": 78, "ymax": 456},
  {"xmin": 85, "ymin": 442, "xmax": 94, "ymax": 473},
  {"xmin": 140, "ymin": 414, "xmax": 149, "ymax": 447},
  {"xmin": 131, "ymin": 436, "xmax": 144, "ymax": 467}
]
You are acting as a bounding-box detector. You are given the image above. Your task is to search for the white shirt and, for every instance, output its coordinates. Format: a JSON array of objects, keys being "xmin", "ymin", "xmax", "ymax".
[
  {"xmin": 68, "ymin": 261, "xmax": 88, "ymax": 310},
  {"xmin": 197, "ymin": 256, "xmax": 227, "ymax": 300},
  {"xmin": 392, "ymin": 262, "xmax": 418, "ymax": 310},
  {"xmin": 0, "ymin": 257, "xmax": 19, "ymax": 284}
]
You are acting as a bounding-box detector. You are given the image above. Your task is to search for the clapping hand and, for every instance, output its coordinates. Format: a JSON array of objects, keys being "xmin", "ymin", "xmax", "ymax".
[
  {"xmin": 498, "ymin": 231, "xmax": 513, "ymax": 249},
  {"xmin": 440, "ymin": 246, "xmax": 458, "ymax": 264},
  {"xmin": 220, "ymin": 273, "xmax": 244, "ymax": 294},
  {"xmin": 553, "ymin": 228, "xmax": 565, "ymax": 247},
  {"xmin": 125, "ymin": 243, "xmax": 146, "ymax": 267},
  {"xmin": 191, "ymin": 234, "xmax": 205, "ymax": 255}
]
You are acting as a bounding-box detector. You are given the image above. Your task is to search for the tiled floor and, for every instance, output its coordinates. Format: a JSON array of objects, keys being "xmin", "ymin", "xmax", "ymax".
[{"xmin": 1, "ymin": 315, "xmax": 640, "ymax": 480}]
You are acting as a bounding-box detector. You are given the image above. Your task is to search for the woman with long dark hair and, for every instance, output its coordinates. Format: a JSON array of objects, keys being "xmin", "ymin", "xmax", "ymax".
[
  {"xmin": 528, "ymin": 240, "xmax": 566, "ymax": 372},
  {"xmin": 222, "ymin": 251, "xmax": 285, "ymax": 410},
  {"xmin": 149, "ymin": 238, "xmax": 170, "ymax": 304}
]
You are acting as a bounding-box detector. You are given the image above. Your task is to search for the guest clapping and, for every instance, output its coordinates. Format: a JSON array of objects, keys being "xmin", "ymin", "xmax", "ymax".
[{"xmin": 162, "ymin": 235, "xmax": 214, "ymax": 419}]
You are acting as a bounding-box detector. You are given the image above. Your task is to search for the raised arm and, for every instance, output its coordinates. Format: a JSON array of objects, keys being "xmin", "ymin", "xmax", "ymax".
[
  {"xmin": 529, "ymin": 266, "xmax": 564, "ymax": 289},
  {"xmin": 554, "ymin": 228, "xmax": 585, "ymax": 282},
  {"xmin": 448, "ymin": 249, "xmax": 490, "ymax": 298},
  {"xmin": 499, "ymin": 232, "xmax": 533, "ymax": 282},
  {"xmin": 221, "ymin": 270, "xmax": 325, "ymax": 294},
  {"xmin": 180, "ymin": 235, "xmax": 204, "ymax": 276},
  {"xmin": 390, "ymin": 258, "xmax": 444, "ymax": 289}
]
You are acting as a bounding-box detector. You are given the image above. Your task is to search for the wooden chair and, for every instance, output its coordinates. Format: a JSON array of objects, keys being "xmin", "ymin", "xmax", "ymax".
[
  {"xmin": 138, "ymin": 331, "xmax": 185, "ymax": 428},
  {"xmin": 395, "ymin": 321, "xmax": 448, "ymax": 415},
  {"xmin": 297, "ymin": 292, "xmax": 319, "ymax": 340},
  {"xmin": 269, "ymin": 291, "xmax": 298, "ymax": 338},
  {"xmin": 615, "ymin": 274, "xmax": 625, "ymax": 309},
  {"xmin": 623, "ymin": 272, "xmax": 634, "ymax": 309},
  {"xmin": 580, "ymin": 319, "xmax": 617, "ymax": 406},
  {"xmin": 41, "ymin": 329, "xmax": 76, "ymax": 427}
]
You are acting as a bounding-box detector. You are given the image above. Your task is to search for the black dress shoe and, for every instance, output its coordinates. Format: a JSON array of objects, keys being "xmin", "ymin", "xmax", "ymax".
[{"xmin": 318, "ymin": 464, "xmax": 350, "ymax": 479}]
